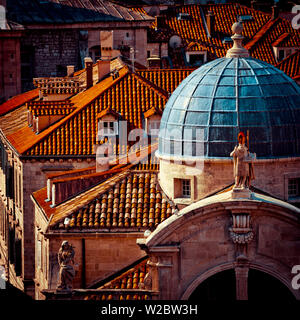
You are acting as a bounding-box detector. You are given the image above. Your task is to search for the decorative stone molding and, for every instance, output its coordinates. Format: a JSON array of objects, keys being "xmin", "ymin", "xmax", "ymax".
[{"xmin": 229, "ymin": 213, "xmax": 254, "ymax": 244}]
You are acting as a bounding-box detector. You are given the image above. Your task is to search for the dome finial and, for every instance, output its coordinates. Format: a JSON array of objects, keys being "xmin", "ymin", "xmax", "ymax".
[{"xmin": 226, "ymin": 21, "xmax": 249, "ymax": 58}]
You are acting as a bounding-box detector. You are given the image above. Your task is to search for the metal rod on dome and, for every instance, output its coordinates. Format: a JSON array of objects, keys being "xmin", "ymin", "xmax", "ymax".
[{"xmin": 247, "ymin": 130, "xmax": 249, "ymax": 151}]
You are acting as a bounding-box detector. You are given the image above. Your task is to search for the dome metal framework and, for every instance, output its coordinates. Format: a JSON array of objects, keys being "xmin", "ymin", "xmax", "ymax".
[{"xmin": 158, "ymin": 56, "xmax": 300, "ymax": 159}]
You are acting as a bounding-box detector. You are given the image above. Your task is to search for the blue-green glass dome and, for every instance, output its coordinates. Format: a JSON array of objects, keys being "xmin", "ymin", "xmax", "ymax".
[{"xmin": 158, "ymin": 57, "xmax": 300, "ymax": 158}]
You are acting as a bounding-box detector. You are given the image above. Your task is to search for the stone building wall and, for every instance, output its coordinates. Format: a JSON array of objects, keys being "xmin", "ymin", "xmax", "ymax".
[
  {"xmin": 34, "ymin": 227, "xmax": 145, "ymax": 299},
  {"xmin": 0, "ymin": 139, "xmax": 96, "ymax": 296},
  {"xmin": 0, "ymin": 34, "xmax": 21, "ymax": 102},
  {"xmin": 21, "ymin": 30, "xmax": 81, "ymax": 91},
  {"xmin": 22, "ymin": 158, "xmax": 96, "ymax": 289},
  {"xmin": 159, "ymin": 157, "xmax": 300, "ymax": 205}
]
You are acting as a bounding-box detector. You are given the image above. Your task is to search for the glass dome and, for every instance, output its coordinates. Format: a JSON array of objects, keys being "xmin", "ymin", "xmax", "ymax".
[{"xmin": 158, "ymin": 57, "xmax": 300, "ymax": 158}]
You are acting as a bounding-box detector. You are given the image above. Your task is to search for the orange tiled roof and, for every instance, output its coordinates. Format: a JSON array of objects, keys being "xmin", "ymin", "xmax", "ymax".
[
  {"xmin": 85, "ymin": 257, "xmax": 150, "ymax": 300},
  {"xmin": 0, "ymin": 89, "xmax": 39, "ymax": 116},
  {"xmin": 7, "ymin": 66, "xmax": 168, "ymax": 156},
  {"xmin": 33, "ymin": 77, "xmax": 83, "ymax": 95},
  {"xmin": 276, "ymin": 50, "xmax": 300, "ymax": 80},
  {"xmin": 186, "ymin": 41, "xmax": 208, "ymax": 52},
  {"xmin": 100, "ymin": 258, "xmax": 148, "ymax": 290},
  {"xmin": 247, "ymin": 17, "xmax": 300, "ymax": 66},
  {"xmin": 152, "ymin": 4, "xmax": 270, "ymax": 59},
  {"xmin": 48, "ymin": 171, "xmax": 175, "ymax": 230},
  {"xmin": 143, "ymin": 106, "xmax": 162, "ymax": 118},
  {"xmin": 272, "ymin": 32, "xmax": 291, "ymax": 47},
  {"xmin": 27, "ymin": 100, "xmax": 75, "ymax": 116},
  {"xmin": 136, "ymin": 68, "xmax": 193, "ymax": 94},
  {"xmin": 149, "ymin": 3, "xmax": 299, "ymax": 76}
]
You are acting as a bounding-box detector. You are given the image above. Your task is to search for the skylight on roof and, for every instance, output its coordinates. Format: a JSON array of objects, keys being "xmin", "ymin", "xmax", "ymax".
[
  {"xmin": 239, "ymin": 15, "xmax": 253, "ymax": 22},
  {"xmin": 177, "ymin": 13, "xmax": 190, "ymax": 21},
  {"xmin": 222, "ymin": 37, "xmax": 233, "ymax": 44}
]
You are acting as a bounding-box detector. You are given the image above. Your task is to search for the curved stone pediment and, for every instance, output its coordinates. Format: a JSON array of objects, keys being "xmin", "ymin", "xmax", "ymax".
[{"xmin": 137, "ymin": 190, "xmax": 300, "ymax": 300}]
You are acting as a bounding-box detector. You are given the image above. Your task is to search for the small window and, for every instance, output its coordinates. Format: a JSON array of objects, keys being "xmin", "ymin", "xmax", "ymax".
[
  {"xmin": 288, "ymin": 178, "xmax": 300, "ymax": 198},
  {"xmin": 89, "ymin": 45, "xmax": 101, "ymax": 63},
  {"xmin": 100, "ymin": 121, "xmax": 118, "ymax": 136},
  {"xmin": 148, "ymin": 120, "xmax": 160, "ymax": 135},
  {"xmin": 189, "ymin": 54, "xmax": 205, "ymax": 66},
  {"xmin": 182, "ymin": 179, "xmax": 191, "ymax": 198}
]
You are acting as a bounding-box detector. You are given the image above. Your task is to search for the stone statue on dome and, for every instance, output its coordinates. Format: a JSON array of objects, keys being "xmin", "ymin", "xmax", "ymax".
[
  {"xmin": 230, "ymin": 131, "xmax": 255, "ymax": 189},
  {"xmin": 56, "ymin": 241, "xmax": 75, "ymax": 292}
]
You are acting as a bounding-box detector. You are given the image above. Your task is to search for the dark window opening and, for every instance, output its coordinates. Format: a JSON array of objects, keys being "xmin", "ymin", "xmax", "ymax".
[
  {"xmin": 6, "ymin": 166, "xmax": 14, "ymax": 199},
  {"xmin": 9, "ymin": 227, "xmax": 15, "ymax": 264},
  {"xmin": 189, "ymin": 54, "xmax": 205, "ymax": 66},
  {"xmin": 15, "ymin": 239, "xmax": 22, "ymax": 276},
  {"xmin": 278, "ymin": 49, "xmax": 285, "ymax": 62}
]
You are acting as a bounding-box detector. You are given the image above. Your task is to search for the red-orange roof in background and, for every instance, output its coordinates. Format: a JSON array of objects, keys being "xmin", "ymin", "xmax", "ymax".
[
  {"xmin": 0, "ymin": 89, "xmax": 39, "ymax": 116},
  {"xmin": 85, "ymin": 257, "xmax": 150, "ymax": 300},
  {"xmin": 146, "ymin": 3, "xmax": 299, "ymax": 77},
  {"xmin": 136, "ymin": 68, "xmax": 194, "ymax": 94},
  {"xmin": 276, "ymin": 50, "xmax": 300, "ymax": 80}
]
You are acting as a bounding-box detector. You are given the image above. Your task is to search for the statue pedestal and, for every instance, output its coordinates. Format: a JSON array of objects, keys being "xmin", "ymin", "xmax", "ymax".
[{"xmin": 231, "ymin": 188, "xmax": 251, "ymax": 199}]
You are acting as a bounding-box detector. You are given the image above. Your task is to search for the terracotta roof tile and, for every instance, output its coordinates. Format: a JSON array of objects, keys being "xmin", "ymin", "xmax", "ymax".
[
  {"xmin": 276, "ymin": 50, "xmax": 300, "ymax": 79},
  {"xmin": 27, "ymin": 100, "xmax": 75, "ymax": 116},
  {"xmin": 136, "ymin": 69, "xmax": 193, "ymax": 94},
  {"xmin": 272, "ymin": 32, "xmax": 291, "ymax": 47},
  {"xmin": 49, "ymin": 171, "xmax": 175, "ymax": 230},
  {"xmin": 85, "ymin": 257, "xmax": 150, "ymax": 300},
  {"xmin": 7, "ymin": 67, "xmax": 168, "ymax": 156},
  {"xmin": 147, "ymin": 3, "xmax": 299, "ymax": 76},
  {"xmin": 0, "ymin": 89, "xmax": 39, "ymax": 116}
]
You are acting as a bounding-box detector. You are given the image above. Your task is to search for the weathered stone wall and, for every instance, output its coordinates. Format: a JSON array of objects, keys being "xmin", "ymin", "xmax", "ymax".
[
  {"xmin": 159, "ymin": 157, "xmax": 300, "ymax": 204},
  {"xmin": 21, "ymin": 30, "xmax": 80, "ymax": 90},
  {"xmin": 22, "ymin": 158, "xmax": 96, "ymax": 282},
  {"xmin": 0, "ymin": 144, "xmax": 96, "ymax": 296},
  {"xmin": 34, "ymin": 232, "xmax": 145, "ymax": 299},
  {"xmin": 0, "ymin": 35, "xmax": 21, "ymax": 102}
]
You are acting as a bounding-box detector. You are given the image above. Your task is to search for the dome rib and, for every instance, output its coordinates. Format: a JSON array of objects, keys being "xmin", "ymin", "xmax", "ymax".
[
  {"xmin": 242, "ymin": 58, "xmax": 273, "ymax": 155},
  {"xmin": 207, "ymin": 58, "xmax": 234, "ymax": 157}
]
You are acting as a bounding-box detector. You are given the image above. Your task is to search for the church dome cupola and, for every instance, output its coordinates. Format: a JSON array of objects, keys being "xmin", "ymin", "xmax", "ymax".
[{"xmin": 158, "ymin": 23, "xmax": 300, "ymax": 159}]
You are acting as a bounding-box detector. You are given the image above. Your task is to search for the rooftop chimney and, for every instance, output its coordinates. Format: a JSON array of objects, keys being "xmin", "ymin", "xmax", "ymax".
[
  {"xmin": 100, "ymin": 31, "xmax": 113, "ymax": 60},
  {"xmin": 272, "ymin": 3, "xmax": 279, "ymax": 20},
  {"xmin": 84, "ymin": 57, "xmax": 93, "ymax": 89},
  {"xmin": 147, "ymin": 55, "xmax": 161, "ymax": 69},
  {"xmin": 206, "ymin": 11, "xmax": 215, "ymax": 37},
  {"xmin": 67, "ymin": 65, "xmax": 75, "ymax": 77},
  {"xmin": 0, "ymin": 0, "xmax": 6, "ymax": 30},
  {"xmin": 97, "ymin": 59, "xmax": 110, "ymax": 82}
]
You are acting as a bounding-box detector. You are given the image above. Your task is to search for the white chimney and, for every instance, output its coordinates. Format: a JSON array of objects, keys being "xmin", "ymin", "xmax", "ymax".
[{"xmin": 67, "ymin": 65, "xmax": 75, "ymax": 77}]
